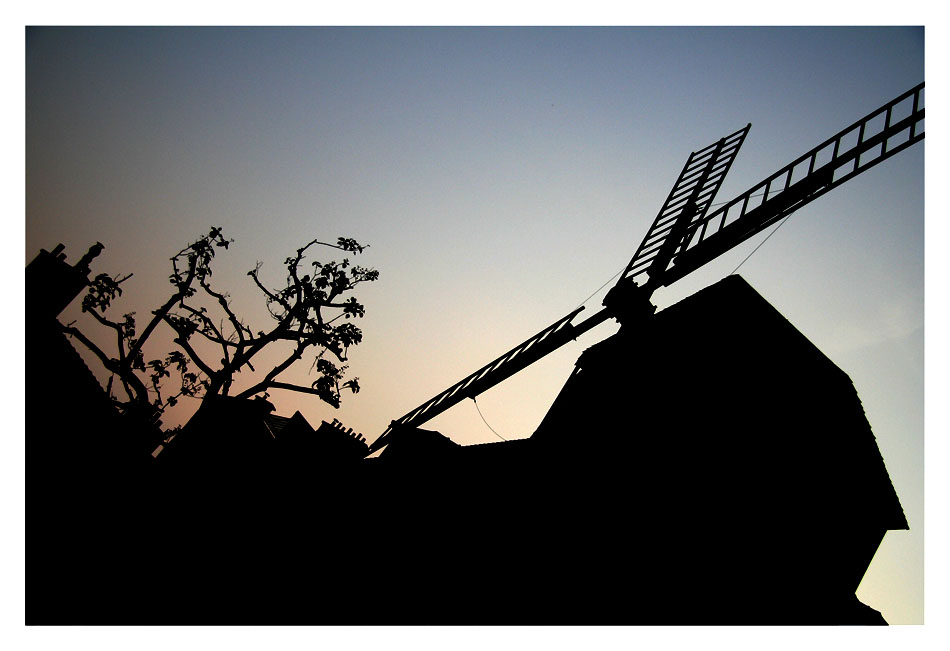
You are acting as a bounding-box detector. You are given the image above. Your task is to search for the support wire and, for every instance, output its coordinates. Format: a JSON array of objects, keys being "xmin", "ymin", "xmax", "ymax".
[
  {"xmin": 728, "ymin": 214, "xmax": 793, "ymax": 276},
  {"xmin": 471, "ymin": 397, "xmax": 507, "ymax": 441}
]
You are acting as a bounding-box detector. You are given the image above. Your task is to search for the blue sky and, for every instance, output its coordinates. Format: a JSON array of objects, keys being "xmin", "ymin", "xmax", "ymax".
[{"xmin": 22, "ymin": 25, "xmax": 927, "ymax": 628}]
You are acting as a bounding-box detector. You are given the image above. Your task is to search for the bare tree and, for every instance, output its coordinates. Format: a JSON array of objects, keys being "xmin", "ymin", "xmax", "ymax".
[{"xmin": 62, "ymin": 227, "xmax": 378, "ymax": 421}]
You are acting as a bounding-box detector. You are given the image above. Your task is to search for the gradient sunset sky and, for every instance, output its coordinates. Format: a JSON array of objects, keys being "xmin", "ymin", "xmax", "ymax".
[{"xmin": 24, "ymin": 25, "xmax": 925, "ymax": 626}]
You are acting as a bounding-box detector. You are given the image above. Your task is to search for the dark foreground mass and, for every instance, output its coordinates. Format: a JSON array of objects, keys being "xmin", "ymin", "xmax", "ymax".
[{"xmin": 27, "ymin": 274, "xmax": 904, "ymax": 625}]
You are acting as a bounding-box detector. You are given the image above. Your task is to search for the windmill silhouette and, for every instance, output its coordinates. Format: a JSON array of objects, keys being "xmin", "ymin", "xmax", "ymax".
[
  {"xmin": 318, "ymin": 83, "xmax": 925, "ymax": 625},
  {"xmin": 366, "ymin": 82, "xmax": 925, "ymax": 456}
]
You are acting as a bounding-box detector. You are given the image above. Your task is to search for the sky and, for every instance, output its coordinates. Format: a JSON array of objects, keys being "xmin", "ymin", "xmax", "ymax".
[{"xmin": 20, "ymin": 23, "xmax": 932, "ymax": 634}]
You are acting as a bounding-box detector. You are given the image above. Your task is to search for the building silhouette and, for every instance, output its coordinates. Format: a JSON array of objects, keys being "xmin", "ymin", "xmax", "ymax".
[
  {"xmin": 25, "ymin": 246, "xmax": 906, "ymax": 625},
  {"xmin": 363, "ymin": 275, "xmax": 906, "ymax": 624}
]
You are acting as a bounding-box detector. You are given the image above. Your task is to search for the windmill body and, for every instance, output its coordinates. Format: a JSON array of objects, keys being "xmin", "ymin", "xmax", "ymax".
[
  {"xmin": 365, "ymin": 275, "xmax": 906, "ymax": 624},
  {"xmin": 349, "ymin": 83, "xmax": 923, "ymax": 624}
]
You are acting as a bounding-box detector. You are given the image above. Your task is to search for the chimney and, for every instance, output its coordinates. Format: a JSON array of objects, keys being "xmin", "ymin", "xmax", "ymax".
[{"xmin": 26, "ymin": 243, "xmax": 104, "ymax": 321}]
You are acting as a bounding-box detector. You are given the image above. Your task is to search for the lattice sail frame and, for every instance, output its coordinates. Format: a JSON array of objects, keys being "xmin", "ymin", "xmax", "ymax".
[
  {"xmin": 663, "ymin": 83, "xmax": 924, "ymax": 286},
  {"xmin": 619, "ymin": 124, "xmax": 751, "ymax": 287}
]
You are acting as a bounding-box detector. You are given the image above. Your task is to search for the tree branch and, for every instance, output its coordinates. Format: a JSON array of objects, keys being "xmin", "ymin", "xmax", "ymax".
[
  {"xmin": 60, "ymin": 323, "xmax": 117, "ymax": 376},
  {"xmin": 238, "ymin": 381, "xmax": 326, "ymax": 398},
  {"xmin": 60, "ymin": 322, "xmax": 149, "ymax": 404},
  {"xmin": 234, "ymin": 339, "xmax": 307, "ymax": 399},
  {"xmin": 126, "ymin": 258, "xmax": 198, "ymax": 365},
  {"xmin": 199, "ymin": 275, "xmax": 249, "ymax": 346},
  {"xmin": 162, "ymin": 315, "xmax": 218, "ymax": 380},
  {"xmin": 248, "ymin": 264, "xmax": 291, "ymax": 315}
]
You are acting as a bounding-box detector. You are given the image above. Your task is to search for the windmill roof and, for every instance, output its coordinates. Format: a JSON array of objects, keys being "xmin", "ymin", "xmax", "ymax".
[{"xmin": 534, "ymin": 274, "xmax": 908, "ymax": 531}]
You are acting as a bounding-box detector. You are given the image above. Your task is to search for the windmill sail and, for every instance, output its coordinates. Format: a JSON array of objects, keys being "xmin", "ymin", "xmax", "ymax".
[
  {"xmin": 365, "ymin": 84, "xmax": 924, "ymax": 455},
  {"xmin": 662, "ymin": 83, "xmax": 924, "ymax": 286},
  {"xmin": 618, "ymin": 124, "xmax": 751, "ymax": 288}
]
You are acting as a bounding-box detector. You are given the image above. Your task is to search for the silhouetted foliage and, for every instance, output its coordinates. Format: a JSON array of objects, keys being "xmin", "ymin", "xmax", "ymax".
[{"xmin": 61, "ymin": 228, "xmax": 378, "ymax": 419}]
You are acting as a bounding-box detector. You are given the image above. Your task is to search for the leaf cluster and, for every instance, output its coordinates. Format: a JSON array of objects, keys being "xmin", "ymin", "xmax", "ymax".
[{"xmin": 63, "ymin": 228, "xmax": 379, "ymax": 420}]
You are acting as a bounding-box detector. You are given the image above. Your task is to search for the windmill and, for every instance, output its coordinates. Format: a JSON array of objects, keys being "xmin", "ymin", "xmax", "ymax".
[{"xmin": 365, "ymin": 82, "xmax": 925, "ymax": 456}]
